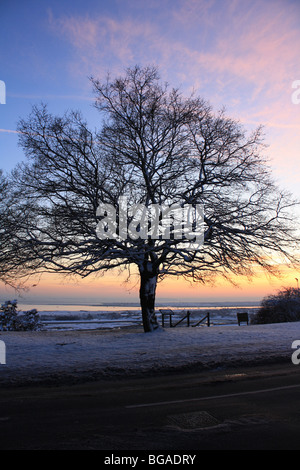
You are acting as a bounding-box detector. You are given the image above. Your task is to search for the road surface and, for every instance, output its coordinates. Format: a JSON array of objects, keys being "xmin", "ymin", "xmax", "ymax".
[{"xmin": 0, "ymin": 362, "xmax": 300, "ymax": 450}]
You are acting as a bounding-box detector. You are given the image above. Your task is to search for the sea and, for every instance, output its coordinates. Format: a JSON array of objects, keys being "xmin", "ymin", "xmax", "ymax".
[{"xmin": 18, "ymin": 301, "xmax": 260, "ymax": 331}]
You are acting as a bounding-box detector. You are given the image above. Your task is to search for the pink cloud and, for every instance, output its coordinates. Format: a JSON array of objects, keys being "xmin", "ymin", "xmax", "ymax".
[
  {"xmin": 48, "ymin": 10, "xmax": 99, "ymax": 49},
  {"xmin": 0, "ymin": 129, "xmax": 19, "ymax": 135},
  {"xmin": 46, "ymin": 3, "xmax": 299, "ymax": 194},
  {"xmin": 164, "ymin": 0, "xmax": 300, "ymax": 102},
  {"xmin": 47, "ymin": 10, "xmax": 158, "ymax": 78},
  {"xmin": 47, "ymin": 1, "xmax": 299, "ymax": 101}
]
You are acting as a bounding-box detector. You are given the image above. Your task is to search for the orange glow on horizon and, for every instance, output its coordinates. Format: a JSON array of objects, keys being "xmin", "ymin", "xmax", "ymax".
[{"xmin": 1, "ymin": 264, "xmax": 299, "ymax": 305}]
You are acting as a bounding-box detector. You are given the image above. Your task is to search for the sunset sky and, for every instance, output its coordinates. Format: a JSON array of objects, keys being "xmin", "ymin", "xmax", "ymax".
[{"xmin": 0, "ymin": 0, "xmax": 299, "ymax": 305}]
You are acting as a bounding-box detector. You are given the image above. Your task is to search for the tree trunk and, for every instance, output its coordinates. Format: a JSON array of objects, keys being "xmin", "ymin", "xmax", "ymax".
[{"xmin": 139, "ymin": 268, "xmax": 159, "ymax": 332}]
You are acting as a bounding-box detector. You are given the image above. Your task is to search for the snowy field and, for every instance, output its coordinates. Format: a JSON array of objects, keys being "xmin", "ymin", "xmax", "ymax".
[{"xmin": 1, "ymin": 321, "xmax": 300, "ymax": 387}]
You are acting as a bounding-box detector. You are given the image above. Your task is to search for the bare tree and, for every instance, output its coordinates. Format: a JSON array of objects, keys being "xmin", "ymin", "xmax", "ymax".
[
  {"xmin": 0, "ymin": 170, "xmax": 10, "ymax": 282},
  {"xmin": 0, "ymin": 170, "xmax": 22, "ymax": 289},
  {"xmin": 2, "ymin": 66, "xmax": 299, "ymax": 331}
]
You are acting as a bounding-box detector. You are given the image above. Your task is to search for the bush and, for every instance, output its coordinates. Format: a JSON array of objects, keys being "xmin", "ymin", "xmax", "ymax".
[
  {"xmin": 0, "ymin": 300, "xmax": 42, "ymax": 331},
  {"xmin": 251, "ymin": 287, "xmax": 300, "ymax": 325}
]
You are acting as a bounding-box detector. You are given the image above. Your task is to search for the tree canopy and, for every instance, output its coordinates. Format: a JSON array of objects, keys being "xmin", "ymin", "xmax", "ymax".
[{"xmin": 1, "ymin": 65, "xmax": 299, "ymax": 331}]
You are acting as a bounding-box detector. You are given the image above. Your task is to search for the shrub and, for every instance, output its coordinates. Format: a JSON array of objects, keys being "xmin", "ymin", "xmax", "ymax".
[
  {"xmin": 0, "ymin": 300, "xmax": 42, "ymax": 331},
  {"xmin": 251, "ymin": 287, "xmax": 300, "ymax": 325}
]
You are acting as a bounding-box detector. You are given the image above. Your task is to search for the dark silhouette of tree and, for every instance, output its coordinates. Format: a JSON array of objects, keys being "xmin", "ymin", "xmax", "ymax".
[
  {"xmin": 251, "ymin": 287, "xmax": 300, "ymax": 324},
  {"xmin": 1, "ymin": 66, "xmax": 299, "ymax": 331},
  {"xmin": 0, "ymin": 170, "xmax": 21, "ymax": 288},
  {"xmin": 0, "ymin": 170, "xmax": 9, "ymax": 283}
]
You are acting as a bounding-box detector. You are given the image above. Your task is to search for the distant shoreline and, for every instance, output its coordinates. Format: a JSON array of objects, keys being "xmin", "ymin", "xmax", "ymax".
[
  {"xmin": 27, "ymin": 305, "xmax": 259, "ymax": 331},
  {"xmin": 17, "ymin": 301, "xmax": 260, "ymax": 311}
]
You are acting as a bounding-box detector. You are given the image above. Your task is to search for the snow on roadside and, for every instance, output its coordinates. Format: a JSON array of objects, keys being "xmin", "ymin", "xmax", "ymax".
[{"xmin": 0, "ymin": 322, "xmax": 300, "ymax": 386}]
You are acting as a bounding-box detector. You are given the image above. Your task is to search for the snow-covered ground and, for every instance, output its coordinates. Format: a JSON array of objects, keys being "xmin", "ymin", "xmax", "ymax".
[{"xmin": 0, "ymin": 321, "xmax": 300, "ymax": 387}]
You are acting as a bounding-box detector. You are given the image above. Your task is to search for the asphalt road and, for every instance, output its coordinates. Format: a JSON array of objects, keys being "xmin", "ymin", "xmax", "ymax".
[{"xmin": 1, "ymin": 362, "xmax": 300, "ymax": 450}]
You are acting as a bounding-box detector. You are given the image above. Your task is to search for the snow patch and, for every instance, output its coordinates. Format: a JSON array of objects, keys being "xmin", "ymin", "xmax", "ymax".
[{"xmin": 0, "ymin": 321, "xmax": 299, "ymax": 386}]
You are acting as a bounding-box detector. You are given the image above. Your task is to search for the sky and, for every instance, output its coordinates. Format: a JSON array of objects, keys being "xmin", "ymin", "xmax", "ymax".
[{"xmin": 0, "ymin": 0, "xmax": 299, "ymax": 305}]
